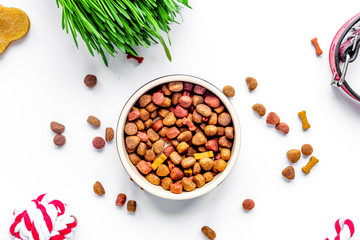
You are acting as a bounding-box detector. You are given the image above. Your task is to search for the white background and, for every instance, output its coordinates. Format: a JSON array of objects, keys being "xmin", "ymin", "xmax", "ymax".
[{"xmin": 1, "ymin": 0, "xmax": 360, "ymax": 239}]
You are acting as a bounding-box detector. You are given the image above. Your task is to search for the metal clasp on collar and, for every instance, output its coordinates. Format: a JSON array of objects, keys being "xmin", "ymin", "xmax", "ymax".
[{"xmin": 331, "ymin": 33, "xmax": 360, "ymax": 87}]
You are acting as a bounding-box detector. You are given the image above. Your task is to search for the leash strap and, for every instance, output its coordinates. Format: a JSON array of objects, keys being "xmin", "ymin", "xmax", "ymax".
[{"xmin": 329, "ymin": 13, "xmax": 360, "ymax": 102}]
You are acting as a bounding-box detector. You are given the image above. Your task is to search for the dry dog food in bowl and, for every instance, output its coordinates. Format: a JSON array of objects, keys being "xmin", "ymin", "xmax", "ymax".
[{"xmin": 116, "ymin": 75, "xmax": 241, "ymax": 200}]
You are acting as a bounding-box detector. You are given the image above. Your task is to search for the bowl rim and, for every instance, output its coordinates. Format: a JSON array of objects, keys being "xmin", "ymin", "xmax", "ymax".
[{"xmin": 116, "ymin": 74, "xmax": 241, "ymax": 200}]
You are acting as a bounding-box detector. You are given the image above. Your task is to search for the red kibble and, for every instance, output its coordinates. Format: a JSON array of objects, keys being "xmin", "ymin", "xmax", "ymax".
[
  {"xmin": 127, "ymin": 53, "xmax": 144, "ymax": 63},
  {"xmin": 54, "ymin": 135, "xmax": 66, "ymax": 147},
  {"xmin": 93, "ymin": 137, "xmax": 105, "ymax": 149},
  {"xmin": 242, "ymin": 199, "xmax": 255, "ymax": 211},
  {"xmin": 116, "ymin": 193, "xmax": 127, "ymax": 207}
]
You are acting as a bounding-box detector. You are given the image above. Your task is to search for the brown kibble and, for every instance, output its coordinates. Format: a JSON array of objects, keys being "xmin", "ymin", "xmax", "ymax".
[
  {"xmin": 286, "ymin": 149, "xmax": 301, "ymax": 163},
  {"xmin": 282, "ymin": 166, "xmax": 295, "ymax": 180},
  {"xmin": 168, "ymin": 82, "xmax": 183, "ymax": 92},
  {"xmin": 182, "ymin": 177, "xmax": 196, "ymax": 192},
  {"xmin": 105, "ymin": 127, "xmax": 114, "ymax": 142},
  {"xmin": 245, "ymin": 76, "xmax": 258, "ymax": 92},
  {"xmin": 93, "ymin": 181, "xmax": 105, "ymax": 196},
  {"xmin": 275, "ymin": 122, "xmax": 290, "ymax": 134},
  {"xmin": 53, "ymin": 135, "xmax": 66, "ymax": 147},
  {"xmin": 242, "ymin": 199, "xmax": 255, "ymax": 211},
  {"xmin": 177, "ymin": 141, "xmax": 190, "ymax": 154},
  {"xmin": 213, "ymin": 159, "xmax": 227, "ymax": 172},
  {"xmin": 219, "ymin": 136, "xmax": 232, "ymax": 148},
  {"xmin": 161, "ymin": 177, "xmax": 173, "ymax": 190},
  {"xmin": 266, "ymin": 112, "xmax": 280, "ymax": 125},
  {"xmin": 129, "ymin": 153, "xmax": 141, "ymax": 165},
  {"xmin": 220, "ymin": 148, "xmax": 231, "ymax": 161},
  {"xmin": 223, "ymin": 85, "xmax": 235, "ymax": 97},
  {"xmin": 192, "ymin": 132, "xmax": 207, "ymax": 146},
  {"xmin": 138, "ymin": 94, "xmax": 152, "ymax": 108},
  {"xmin": 193, "ymin": 174, "xmax": 206, "ymax": 188},
  {"xmin": 200, "ymin": 158, "xmax": 214, "ymax": 171},
  {"xmin": 115, "ymin": 193, "xmax": 126, "ymax": 207},
  {"xmin": 50, "ymin": 121, "xmax": 65, "ymax": 134},
  {"xmin": 125, "ymin": 122, "xmax": 138, "ymax": 136},
  {"xmin": 84, "ymin": 74, "xmax": 97, "ymax": 88},
  {"xmin": 146, "ymin": 173, "xmax": 160, "ymax": 185},
  {"xmin": 125, "ymin": 136, "xmax": 140, "ymax": 150},
  {"xmin": 301, "ymin": 144, "xmax": 313, "ymax": 156},
  {"xmin": 203, "ymin": 172, "xmax": 214, "ymax": 182},
  {"xmin": 218, "ymin": 112, "xmax": 231, "ymax": 126},
  {"xmin": 252, "ymin": 103, "xmax": 266, "ymax": 117},
  {"xmin": 170, "ymin": 182, "xmax": 183, "ymax": 194},
  {"xmin": 127, "ymin": 200, "xmax": 137, "ymax": 213},
  {"xmin": 156, "ymin": 164, "xmax": 170, "ymax": 177},
  {"xmin": 201, "ymin": 226, "xmax": 216, "ymax": 240},
  {"xmin": 87, "ymin": 116, "xmax": 101, "ymax": 127}
]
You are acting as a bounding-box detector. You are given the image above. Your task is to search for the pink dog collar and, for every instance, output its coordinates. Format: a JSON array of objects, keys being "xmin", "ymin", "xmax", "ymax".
[{"xmin": 330, "ymin": 13, "xmax": 360, "ymax": 102}]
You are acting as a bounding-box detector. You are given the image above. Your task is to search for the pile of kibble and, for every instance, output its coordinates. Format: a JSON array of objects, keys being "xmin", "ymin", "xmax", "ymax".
[{"xmin": 124, "ymin": 81, "xmax": 235, "ymax": 194}]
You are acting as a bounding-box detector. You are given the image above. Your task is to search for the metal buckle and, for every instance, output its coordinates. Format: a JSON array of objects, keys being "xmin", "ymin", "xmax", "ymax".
[{"xmin": 331, "ymin": 33, "xmax": 359, "ymax": 87}]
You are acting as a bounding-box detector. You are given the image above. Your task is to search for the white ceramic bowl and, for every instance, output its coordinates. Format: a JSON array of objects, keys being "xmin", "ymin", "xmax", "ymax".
[{"xmin": 116, "ymin": 75, "xmax": 241, "ymax": 200}]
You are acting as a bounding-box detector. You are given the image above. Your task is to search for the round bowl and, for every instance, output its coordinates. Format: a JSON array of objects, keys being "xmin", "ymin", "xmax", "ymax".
[{"xmin": 116, "ymin": 74, "xmax": 241, "ymax": 200}]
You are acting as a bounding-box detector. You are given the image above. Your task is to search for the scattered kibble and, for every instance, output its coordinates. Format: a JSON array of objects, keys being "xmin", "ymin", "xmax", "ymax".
[
  {"xmin": 282, "ymin": 166, "xmax": 295, "ymax": 180},
  {"xmin": 242, "ymin": 199, "xmax": 255, "ymax": 211},
  {"xmin": 245, "ymin": 76, "xmax": 257, "ymax": 92},
  {"xmin": 105, "ymin": 127, "xmax": 114, "ymax": 142},
  {"xmin": 302, "ymin": 156, "xmax": 319, "ymax": 174},
  {"xmin": 275, "ymin": 122, "xmax": 290, "ymax": 134},
  {"xmin": 298, "ymin": 110, "xmax": 310, "ymax": 130},
  {"xmin": 222, "ymin": 85, "xmax": 235, "ymax": 97},
  {"xmin": 93, "ymin": 181, "xmax": 105, "ymax": 196},
  {"xmin": 201, "ymin": 226, "xmax": 216, "ymax": 240},
  {"xmin": 266, "ymin": 112, "xmax": 280, "ymax": 125},
  {"xmin": 84, "ymin": 74, "xmax": 97, "ymax": 88},
  {"xmin": 93, "ymin": 137, "xmax": 105, "ymax": 149},
  {"xmin": 127, "ymin": 53, "xmax": 144, "ymax": 64},
  {"xmin": 87, "ymin": 116, "xmax": 101, "ymax": 127},
  {"xmin": 115, "ymin": 193, "xmax": 127, "ymax": 207},
  {"xmin": 311, "ymin": 38, "xmax": 323, "ymax": 56},
  {"xmin": 127, "ymin": 200, "xmax": 137, "ymax": 212},
  {"xmin": 50, "ymin": 121, "xmax": 65, "ymax": 134},
  {"xmin": 286, "ymin": 149, "xmax": 301, "ymax": 163},
  {"xmin": 53, "ymin": 135, "xmax": 66, "ymax": 146},
  {"xmin": 252, "ymin": 103, "xmax": 266, "ymax": 117},
  {"xmin": 301, "ymin": 144, "xmax": 313, "ymax": 156}
]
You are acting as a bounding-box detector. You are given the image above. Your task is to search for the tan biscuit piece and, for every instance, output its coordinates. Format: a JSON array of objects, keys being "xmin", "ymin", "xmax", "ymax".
[
  {"xmin": 298, "ymin": 110, "xmax": 310, "ymax": 130},
  {"xmin": 302, "ymin": 156, "xmax": 319, "ymax": 174},
  {"xmin": 0, "ymin": 5, "xmax": 30, "ymax": 54}
]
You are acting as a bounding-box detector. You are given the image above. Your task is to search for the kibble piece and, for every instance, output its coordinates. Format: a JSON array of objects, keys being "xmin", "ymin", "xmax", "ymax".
[
  {"xmin": 286, "ymin": 149, "xmax": 301, "ymax": 163},
  {"xmin": 200, "ymin": 158, "xmax": 214, "ymax": 171},
  {"xmin": 181, "ymin": 157, "xmax": 196, "ymax": 169},
  {"xmin": 125, "ymin": 122, "xmax": 138, "ymax": 136},
  {"xmin": 105, "ymin": 127, "xmax": 114, "ymax": 142},
  {"xmin": 220, "ymin": 148, "xmax": 231, "ymax": 161},
  {"xmin": 223, "ymin": 85, "xmax": 235, "ymax": 97},
  {"xmin": 219, "ymin": 136, "xmax": 232, "ymax": 148},
  {"xmin": 201, "ymin": 226, "xmax": 216, "ymax": 240},
  {"xmin": 137, "ymin": 160, "xmax": 152, "ymax": 175},
  {"xmin": 302, "ymin": 156, "xmax": 319, "ymax": 174},
  {"xmin": 252, "ymin": 103, "xmax": 266, "ymax": 117},
  {"xmin": 196, "ymin": 104, "xmax": 212, "ymax": 117},
  {"xmin": 170, "ymin": 167, "xmax": 184, "ymax": 181},
  {"xmin": 146, "ymin": 173, "xmax": 161, "ymax": 185},
  {"xmin": 192, "ymin": 132, "xmax": 207, "ymax": 146},
  {"xmin": 93, "ymin": 137, "xmax": 105, "ymax": 149},
  {"xmin": 139, "ymin": 94, "xmax": 152, "ymax": 108},
  {"xmin": 282, "ymin": 166, "xmax": 295, "ymax": 180},
  {"xmin": 170, "ymin": 182, "xmax": 183, "ymax": 194},
  {"xmin": 50, "ymin": 121, "xmax": 65, "ymax": 134},
  {"xmin": 84, "ymin": 74, "xmax": 97, "ymax": 88},
  {"xmin": 53, "ymin": 135, "xmax": 66, "ymax": 147},
  {"xmin": 182, "ymin": 177, "xmax": 196, "ymax": 192},
  {"xmin": 144, "ymin": 149, "xmax": 156, "ymax": 162},
  {"xmin": 177, "ymin": 141, "xmax": 190, "ymax": 154},
  {"xmin": 301, "ymin": 144, "xmax": 313, "ymax": 156},
  {"xmin": 203, "ymin": 172, "xmax": 214, "ymax": 182},
  {"xmin": 151, "ymin": 154, "xmax": 168, "ymax": 171},
  {"xmin": 266, "ymin": 112, "xmax": 280, "ymax": 125},
  {"xmin": 298, "ymin": 110, "xmax": 311, "ymax": 130},
  {"xmin": 168, "ymin": 82, "xmax": 184, "ymax": 92},
  {"xmin": 93, "ymin": 181, "xmax": 105, "ymax": 196},
  {"xmin": 242, "ymin": 199, "xmax": 255, "ymax": 211},
  {"xmin": 137, "ymin": 142, "xmax": 147, "ymax": 156},
  {"xmin": 218, "ymin": 112, "xmax": 231, "ymax": 126},
  {"xmin": 127, "ymin": 200, "xmax": 137, "ymax": 213},
  {"xmin": 156, "ymin": 164, "xmax": 170, "ymax": 177},
  {"xmin": 115, "ymin": 193, "xmax": 127, "ymax": 207},
  {"xmin": 245, "ymin": 76, "xmax": 258, "ymax": 92},
  {"xmin": 193, "ymin": 174, "xmax": 206, "ymax": 188},
  {"xmin": 275, "ymin": 122, "xmax": 290, "ymax": 134},
  {"xmin": 125, "ymin": 136, "xmax": 140, "ymax": 150},
  {"xmin": 213, "ymin": 159, "xmax": 227, "ymax": 172},
  {"xmin": 87, "ymin": 116, "xmax": 101, "ymax": 127},
  {"xmin": 129, "ymin": 153, "xmax": 141, "ymax": 165},
  {"xmin": 161, "ymin": 177, "xmax": 173, "ymax": 190}
]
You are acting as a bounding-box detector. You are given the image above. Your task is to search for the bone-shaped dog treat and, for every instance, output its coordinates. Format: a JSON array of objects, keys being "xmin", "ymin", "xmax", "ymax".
[
  {"xmin": 311, "ymin": 38, "xmax": 323, "ymax": 56},
  {"xmin": 302, "ymin": 156, "xmax": 319, "ymax": 174},
  {"xmin": 0, "ymin": 5, "xmax": 30, "ymax": 54},
  {"xmin": 298, "ymin": 110, "xmax": 311, "ymax": 130}
]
